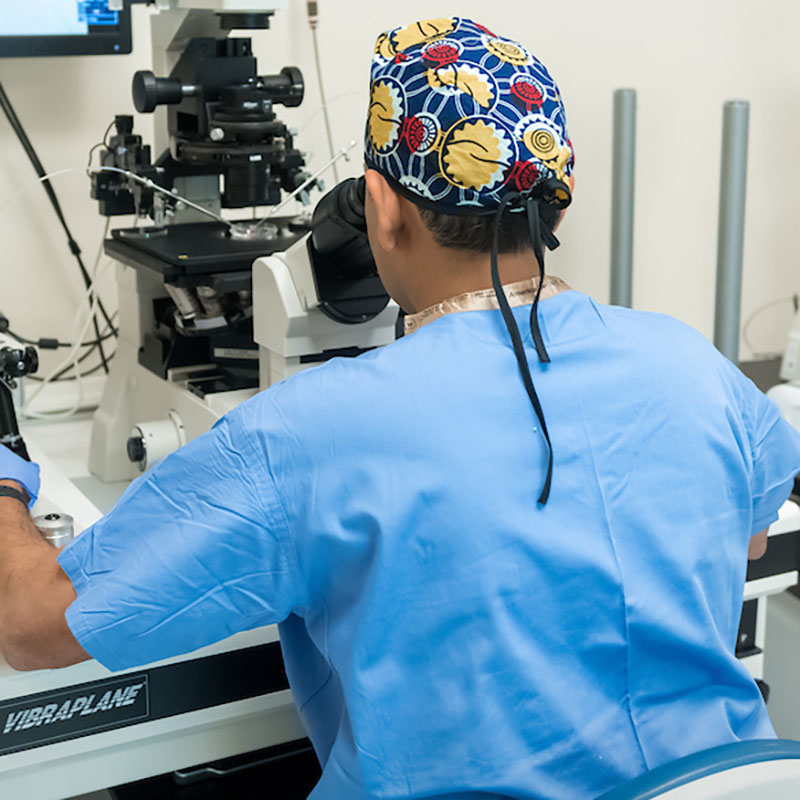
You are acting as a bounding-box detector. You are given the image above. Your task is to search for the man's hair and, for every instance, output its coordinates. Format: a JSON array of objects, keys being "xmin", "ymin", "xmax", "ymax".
[{"xmin": 418, "ymin": 204, "xmax": 561, "ymax": 255}]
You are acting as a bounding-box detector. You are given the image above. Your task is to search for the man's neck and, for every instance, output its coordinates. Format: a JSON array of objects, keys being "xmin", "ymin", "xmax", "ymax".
[{"xmin": 406, "ymin": 249, "xmax": 542, "ymax": 313}]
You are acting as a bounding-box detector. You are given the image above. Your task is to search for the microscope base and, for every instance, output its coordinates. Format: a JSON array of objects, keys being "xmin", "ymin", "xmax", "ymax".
[{"xmin": 89, "ymin": 338, "xmax": 256, "ymax": 482}]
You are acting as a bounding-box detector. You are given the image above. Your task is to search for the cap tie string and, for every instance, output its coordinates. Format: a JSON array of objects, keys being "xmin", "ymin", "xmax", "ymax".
[{"xmin": 489, "ymin": 193, "xmax": 554, "ymax": 505}]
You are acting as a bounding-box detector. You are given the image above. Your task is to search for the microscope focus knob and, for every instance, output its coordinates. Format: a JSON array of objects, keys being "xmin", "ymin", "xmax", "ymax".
[
  {"xmin": 132, "ymin": 71, "xmax": 184, "ymax": 114},
  {"xmin": 126, "ymin": 435, "xmax": 146, "ymax": 465}
]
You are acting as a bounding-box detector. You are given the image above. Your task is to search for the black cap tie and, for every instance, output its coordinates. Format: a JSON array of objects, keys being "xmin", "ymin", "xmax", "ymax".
[{"xmin": 489, "ymin": 185, "xmax": 565, "ymax": 505}]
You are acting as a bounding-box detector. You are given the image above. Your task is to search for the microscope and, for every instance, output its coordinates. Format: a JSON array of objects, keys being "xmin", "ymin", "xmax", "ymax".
[
  {"xmin": 1, "ymin": 4, "xmax": 395, "ymax": 796},
  {"xmin": 89, "ymin": 0, "xmax": 397, "ymax": 480}
]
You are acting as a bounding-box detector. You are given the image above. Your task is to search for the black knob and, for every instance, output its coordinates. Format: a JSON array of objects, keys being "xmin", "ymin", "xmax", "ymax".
[
  {"xmin": 132, "ymin": 71, "xmax": 184, "ymax": 114},
  {"xmin": 259, "ymin": 67, "xmax": 304, "ymax": 108},
  {"xmin": 26, "ymin": 346, "xmax": 38, "ymax": 376},
  {"xmin": 126, "ymin": 435, "xmax": 146, "ymax": 464},
  {"xmin": 115, "ymin": 114, "xmax": 134, "ymax": 135}
]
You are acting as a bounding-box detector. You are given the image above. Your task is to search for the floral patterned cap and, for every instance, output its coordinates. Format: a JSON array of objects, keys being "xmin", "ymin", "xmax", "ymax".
[{"xmin": 364, "ymin": 17, "xmax": 574, "ymax": 214}]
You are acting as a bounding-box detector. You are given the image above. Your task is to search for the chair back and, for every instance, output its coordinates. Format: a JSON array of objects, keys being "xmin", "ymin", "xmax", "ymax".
[{"xmin": 594, "ymin": 739, "xmax": 800, "ymax": 800}]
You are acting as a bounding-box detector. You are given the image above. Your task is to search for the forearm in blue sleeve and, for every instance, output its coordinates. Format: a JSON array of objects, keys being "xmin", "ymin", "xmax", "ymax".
[{"xmin": 57, "ymin": 411, "xmax": 303, "ymax": 672}]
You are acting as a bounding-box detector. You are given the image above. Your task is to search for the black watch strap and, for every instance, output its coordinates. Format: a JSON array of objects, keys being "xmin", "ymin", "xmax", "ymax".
[{"xmin": 0, "ymin": 485, "xmax": 31, "ymax": 507}]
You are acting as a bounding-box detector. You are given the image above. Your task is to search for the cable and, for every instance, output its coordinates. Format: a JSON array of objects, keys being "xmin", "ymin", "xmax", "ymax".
[
  {"xmin": 0, "ymin": 81, "xmax": 116, "ymax": 376},
  {"xmin": 297, "ymin": 91, "xmax": 363, "ymax": 137},
  {"xmin": 27, "ymin": 311, "xmax": 118, "ymax": 383},
  {"xmin": 86, "ymin": 119, "xmax": 116, "ymax": 169},
  {"xmin": 742, "ymin": 294, "xmax": 799, "ymax": 359},
  {"xmin": 6, "ymin": 329, "xmax": 116, "ymax": 350},
  {"xmin": 23, "ymin": 257, "xmax": 114, "ymax": 419},
  {"xmin": 0, "ymin": 167, "xmax": 83, "ymax": 215},
  {"xmin": 10, "ymin": 219, "xmax": 118, "ymax": 366},
  {"xmin": 87, "ymin": 165, "xmax": 232, "ymax": 227},
  {"xmin": 92, "ymin": 144, "xmax": 356, "ymax": 239},
  {"xmin": 251, "ymin": 140, "xmax": 356, "ymax": 230},
  {"xmin": 308, "ymin": 1, "xmax": 340, "ymax": 183},
  {"xmin": 0, "ymin": 85, "xmax": 112, "ymax": 375}
]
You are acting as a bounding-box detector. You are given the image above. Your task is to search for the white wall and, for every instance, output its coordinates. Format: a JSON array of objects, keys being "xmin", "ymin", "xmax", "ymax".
[{"xmin": 1, "ymin": 0, "xmax": 798, "ymax": 378}]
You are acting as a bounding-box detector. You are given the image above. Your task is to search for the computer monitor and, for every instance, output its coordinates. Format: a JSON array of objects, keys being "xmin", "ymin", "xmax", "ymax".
[{"xmin": 0, "ymin": 1, "xmax": 132, "ymax": 58}]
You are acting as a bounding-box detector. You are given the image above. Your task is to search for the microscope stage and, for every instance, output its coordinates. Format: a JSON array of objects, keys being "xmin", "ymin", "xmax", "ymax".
[{"xmin": 106, "ymin": 218, "xmax": 307, "ymax": 286}]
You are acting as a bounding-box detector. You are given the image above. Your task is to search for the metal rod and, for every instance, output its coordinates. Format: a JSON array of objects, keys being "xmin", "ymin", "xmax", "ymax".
[
  {"xmin": 248, "ymin": 139, "xmax": 357, "ymax": 231},
  {"xmin": 714, "ymin": 100, "xmax": 750, "ymax": 362},
  {"xmin": 311, "ymin": 24, "xmax": 340, "ymax": 184},
  {"xmin": 87, "ymin": 166, "xmax": 232, "ymax": 227},
  {"xmin": 610, "ymin": 89, "xmax": 637, "ymax": 307}
]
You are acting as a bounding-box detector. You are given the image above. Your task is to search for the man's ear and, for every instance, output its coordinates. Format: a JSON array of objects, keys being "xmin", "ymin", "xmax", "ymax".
[{"xmin": 364, "ymin": 169, "xmax": 404, "ymax": 252}]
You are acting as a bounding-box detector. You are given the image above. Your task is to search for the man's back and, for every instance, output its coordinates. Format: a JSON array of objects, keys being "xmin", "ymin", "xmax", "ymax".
[
  {"xmin": 58, "ymin": 290, "xmax": 800, "ymax": 798},
  {"xmin": 238, "ymin": 290, "xmax": 792, "ymax": 798}
]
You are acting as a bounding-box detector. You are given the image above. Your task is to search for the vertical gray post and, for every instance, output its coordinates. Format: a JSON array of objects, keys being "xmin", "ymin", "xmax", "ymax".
[
  {"xmin": 610, "ymin": 89, "xmax": 637, "ymax": 308},
  {"xmin": 714, "ymin": 100, "xmax": 750, "ymax": 362}
]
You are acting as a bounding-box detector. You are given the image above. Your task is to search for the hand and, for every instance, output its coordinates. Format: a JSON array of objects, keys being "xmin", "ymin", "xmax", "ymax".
[{"xmin": 0, "ymin": 444, "xmax": 40, "ymax": 507}]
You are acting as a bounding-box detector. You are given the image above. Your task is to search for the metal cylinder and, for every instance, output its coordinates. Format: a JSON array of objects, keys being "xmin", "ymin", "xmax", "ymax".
[
  {"xmin": 196, "ymin": 285, "xmax": 228, "ymax": 317},
  {"xmin": 610, "ymin": 89, "xmax": 637, "ymax": 308},
  {"xmin": 165, "ymin": 284, "xmax": 203, "ymax": 320},
  {"xmin": 714, "ymin": 100, "xmax": 750, "ymax": 362},
  {"xmin": 34, "ymin": 513, "xmax": 75, "ymax": 549},
  {"xmin": 127, "ymin": 411, "xmax": 186, "ymax": 473}
]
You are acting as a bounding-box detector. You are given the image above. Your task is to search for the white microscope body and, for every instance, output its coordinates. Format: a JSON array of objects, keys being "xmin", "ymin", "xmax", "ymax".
[
  {"xmin": 0, "ymin": 3, "xmax": 396, "ymax": 797},
  {"xmin": 253, "ymin": 235, "xmax": 398, "ymax": 388},
  {"xmin": 88, "ymin": 0, "xmax": 396, "ymax": 482}
]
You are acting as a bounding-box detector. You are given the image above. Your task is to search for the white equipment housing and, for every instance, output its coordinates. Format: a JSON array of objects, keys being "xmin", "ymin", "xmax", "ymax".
[
  {"xmin": 88, "ymin": 262, "xmax": 256, "ymax": 482},
  {"xmin": 253, "ymin": 235, "xmax": 398, "ymax": 388}
]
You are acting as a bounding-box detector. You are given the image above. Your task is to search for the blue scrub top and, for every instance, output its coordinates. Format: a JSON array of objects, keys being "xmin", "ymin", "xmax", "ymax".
[{"xmin": 59, "ymin": 291, "xmax": 800, "ymax": 800}]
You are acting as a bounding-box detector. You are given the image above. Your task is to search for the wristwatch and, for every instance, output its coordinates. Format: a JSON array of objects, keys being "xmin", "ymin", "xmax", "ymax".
[{"xmin": 0, "ymin": 485, "xmax": 31, "ymax": 507}]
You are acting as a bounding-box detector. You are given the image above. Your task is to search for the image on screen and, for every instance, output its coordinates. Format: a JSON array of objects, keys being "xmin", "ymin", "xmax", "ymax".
[{"xmin": 0, "ymin": 1, "xmax": 131, "ymax": 58}]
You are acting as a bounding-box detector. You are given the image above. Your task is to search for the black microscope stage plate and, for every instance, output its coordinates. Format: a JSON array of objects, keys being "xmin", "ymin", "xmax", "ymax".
[{"xmin": 105, "ymin": 218, "xmax": 306, "ymax": 286}]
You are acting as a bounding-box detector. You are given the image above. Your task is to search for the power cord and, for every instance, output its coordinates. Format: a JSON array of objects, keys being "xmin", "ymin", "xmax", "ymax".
[
  {"xmin": 0, "ymin": 81, "xmax": 116, "ymax": 373},
  {"xmin": 308, "ymin": 1, "xmax": 340, "ymax": 184},
  {"xmin": 742, "ymin": 293, "xmax": 800, "ymax": 359}
]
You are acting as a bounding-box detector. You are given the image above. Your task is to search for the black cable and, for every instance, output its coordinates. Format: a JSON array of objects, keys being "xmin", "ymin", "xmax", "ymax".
[
  {"xmin": 0, "ymin": 86, "xmax": 112, "ymax": 374},
  {"xmin": 7, "ymin": 328, "xmax": 116, "ymax": 350},
  {"xmin": 0, "ymin": 81, "xmax": 115, "ymax": 374},
  {"xmin": 25, "ymin": 313, "xmax": 119, "ymax": 383},
  {"xmin": 28, "ymin": 342, "xmax": 112, "ymax": 382}
]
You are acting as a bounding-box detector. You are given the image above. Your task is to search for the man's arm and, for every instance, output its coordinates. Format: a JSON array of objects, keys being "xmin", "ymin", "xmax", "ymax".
[
  {"xmin": 0, "ymin": 480, "xmax": 89, "ymax": 671},
  {"xmin": 748, "ymin": 528, "xmax": 768, "ymax": 561},
  {"xmin": 3, "ymin": 408, "xmax": 301, "ymax": 675}
]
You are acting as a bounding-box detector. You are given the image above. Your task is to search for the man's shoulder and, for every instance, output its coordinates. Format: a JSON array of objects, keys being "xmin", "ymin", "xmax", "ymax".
[
  {"xmin": 232, "ymin": 333, "xmax": 420, "ymax": 434},
  {"xmin": 597, "ymin": 300, "xmax": 715, "ymax": 350},
  {"xmin": 589, "ymin": 300, "xmax": 732, "ymax": 372}
]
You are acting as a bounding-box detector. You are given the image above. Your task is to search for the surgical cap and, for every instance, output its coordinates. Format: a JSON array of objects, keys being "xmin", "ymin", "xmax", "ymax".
[{"xmin": 364, "ymin": 17, "xmax": 574, "ymax": 214}]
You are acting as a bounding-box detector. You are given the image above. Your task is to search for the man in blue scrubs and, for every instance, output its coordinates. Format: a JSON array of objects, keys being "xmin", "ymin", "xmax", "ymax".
[{"xmin": 2, "ymin": 17, "xmax": 800, "ymax": 800}]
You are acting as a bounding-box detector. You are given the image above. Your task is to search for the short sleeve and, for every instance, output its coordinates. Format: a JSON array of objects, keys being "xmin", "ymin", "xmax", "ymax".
[
  {"xmin": 740, "ymin": 378, "xmax": 800, "ymax": 533},
  {"xmin": 58, "ymin": 408, "xmax": 303, "ymax": 672}
]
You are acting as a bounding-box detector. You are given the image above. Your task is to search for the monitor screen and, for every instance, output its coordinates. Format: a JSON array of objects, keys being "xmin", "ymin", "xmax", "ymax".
[{"xmin": 0, "ymin": 1, "xmax": 132, "ymax": 58}]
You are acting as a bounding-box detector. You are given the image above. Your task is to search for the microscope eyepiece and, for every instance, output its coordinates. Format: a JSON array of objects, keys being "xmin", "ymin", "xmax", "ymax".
[
  {"xmin": 310, "ymin": 177, "xmax": 372, "ymax": 276},
  {"xmin": 307, "ymin": 176, "xmax": 389, "ymax": 324}
]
